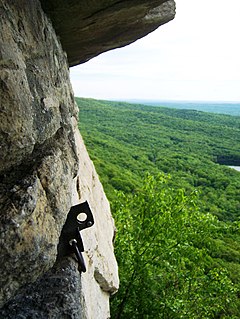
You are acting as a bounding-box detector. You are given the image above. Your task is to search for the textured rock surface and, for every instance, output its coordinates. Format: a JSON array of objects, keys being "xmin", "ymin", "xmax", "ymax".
[
  {"xmin": 0, "ymin": 119, "xmax": 119, "ymax": 318},
  {"xmin": 72, "ymin": 128, "xmax": 119, "ymax": 316},
  {"xmin": 0, "ymin": 0, "xmax": 175, "ymax": 317},
  {"xmin": 40, "ymin": 0, "xmax": 176, "ymax": 66},
  {"xmin": 0, "ymin": 258, "xmax": 84, "ymax": 319},
  {"xmin": 0, "ymin": 0, "xmax": 78, "ymax": 307},
  {"xmin": 0, "ymin": 0, "xmax": 119, "ymax": 316}
]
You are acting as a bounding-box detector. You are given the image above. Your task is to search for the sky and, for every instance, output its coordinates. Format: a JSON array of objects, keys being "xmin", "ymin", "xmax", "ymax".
[{"xmin": 70, "ymin": 0, "xmax": 240, "ymax": 102}]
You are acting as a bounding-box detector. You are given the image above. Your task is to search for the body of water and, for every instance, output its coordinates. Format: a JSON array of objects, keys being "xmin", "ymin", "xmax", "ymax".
[{"xmin": 229, "ymin": 166, "xmax": 240, "ymax": 172}]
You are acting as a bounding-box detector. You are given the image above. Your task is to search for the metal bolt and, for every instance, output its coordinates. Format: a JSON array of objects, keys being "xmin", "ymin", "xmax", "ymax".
[{"xmin": 87, "ymin": 221, "xmax": 93, "ymax": 227}]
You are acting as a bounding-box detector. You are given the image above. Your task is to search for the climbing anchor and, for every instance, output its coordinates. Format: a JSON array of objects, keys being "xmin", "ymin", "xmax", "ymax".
[{"xmin": 57, "ymin": 201, "xmax": 94, "ymax": 273}]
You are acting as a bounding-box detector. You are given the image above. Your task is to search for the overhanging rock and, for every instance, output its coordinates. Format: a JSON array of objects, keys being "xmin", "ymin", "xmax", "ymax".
[{"xmin": 40, "ymin": 0, "xmax": 176, "ymax": 66}]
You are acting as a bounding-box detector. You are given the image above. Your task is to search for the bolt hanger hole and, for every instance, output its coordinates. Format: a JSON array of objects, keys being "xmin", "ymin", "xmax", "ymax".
[{"xmin": 77, "ymin": 212, "xmax": 87, "ymax": 223}]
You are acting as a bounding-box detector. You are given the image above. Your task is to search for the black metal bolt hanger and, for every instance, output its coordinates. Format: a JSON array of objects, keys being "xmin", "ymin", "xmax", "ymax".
[{"xmin": 57, "ymin": 201, "xmax": 94, "ymax": 273}]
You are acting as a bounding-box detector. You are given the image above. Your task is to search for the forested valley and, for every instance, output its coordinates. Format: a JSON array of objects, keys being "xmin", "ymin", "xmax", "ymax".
[{"xmin": 76, "ymin": 97, "xmax": 240, "ymax": 318}]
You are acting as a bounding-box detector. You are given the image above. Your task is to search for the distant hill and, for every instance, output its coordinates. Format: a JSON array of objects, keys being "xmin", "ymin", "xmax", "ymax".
[{"xmin": 121, "ymin": 100, "xmax": 240, "ymax": 116}]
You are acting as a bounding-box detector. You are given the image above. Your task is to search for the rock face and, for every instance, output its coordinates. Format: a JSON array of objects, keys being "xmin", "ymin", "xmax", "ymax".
[
  {"xmin": 0, "ymin": 0, "xmax": 77, "ymax": 307},
  {"xmin": 0, "ymin": 129, "xmax": 119, "ymax": 318},
  {"xmin": 0, "ymin": 0, "xmax": 175, "ymax": 317},
  {"xmin": 40, "ymin": 0, "xmax": 176, "ymax": 66}
]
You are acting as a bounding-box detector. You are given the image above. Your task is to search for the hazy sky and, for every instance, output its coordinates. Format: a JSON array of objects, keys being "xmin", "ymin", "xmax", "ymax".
[{"xmin": 70, "ymin": 0, "xmax": 240, "ymax": 102}]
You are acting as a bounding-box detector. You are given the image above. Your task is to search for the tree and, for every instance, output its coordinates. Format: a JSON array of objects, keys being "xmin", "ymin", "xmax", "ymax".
[{"xmin": 110, "ymin": 174, "xmax": 238, "ymax": 319}]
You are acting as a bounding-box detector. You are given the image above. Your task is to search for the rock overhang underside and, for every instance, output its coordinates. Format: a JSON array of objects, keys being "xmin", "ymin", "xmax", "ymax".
[{"xmin": 40, "ymin": 0, "xmax": 176, "ymax": 66}]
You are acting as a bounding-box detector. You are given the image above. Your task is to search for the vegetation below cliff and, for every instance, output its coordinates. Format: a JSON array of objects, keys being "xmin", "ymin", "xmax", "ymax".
[
  {"xmin": 77, "ymin": 98, "xmax": 240, "ymax": 221},
  {"xmin": 76, "ymin": 97, "xmax": 240, "ymax": 318}
]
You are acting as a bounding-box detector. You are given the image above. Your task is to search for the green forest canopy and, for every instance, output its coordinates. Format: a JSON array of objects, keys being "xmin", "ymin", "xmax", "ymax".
[
  {"xmin": 77, "ymin": 97, "xmax": 240, "ymax": 221},
  {"xmin": 76, "ymin": 97, "xmax": 240, "ymax": 318}
]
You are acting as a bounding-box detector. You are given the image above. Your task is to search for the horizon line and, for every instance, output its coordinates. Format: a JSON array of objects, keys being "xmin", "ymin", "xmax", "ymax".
[{"xmin": 76, "ymin": 96, "xmax": 240, "ymax": 104}]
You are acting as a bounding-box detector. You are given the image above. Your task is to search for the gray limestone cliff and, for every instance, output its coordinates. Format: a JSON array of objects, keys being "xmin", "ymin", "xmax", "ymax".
[{"xmin": 0, "ymin": 0, "xmax": 175, "ymax": 317}]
